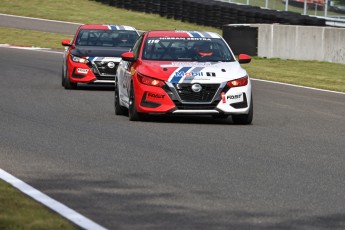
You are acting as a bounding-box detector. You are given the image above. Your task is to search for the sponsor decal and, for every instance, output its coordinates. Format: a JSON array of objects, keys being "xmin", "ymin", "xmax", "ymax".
[
  {"xmin": 174, "ymin": 71, "xmax": 203, "ymax": 77},
  {"xmin": 147, "ymin": 92, "xmax": 165, "ymax": 99},
  {"xmin": 226, "ymin": 93, "xmax": 244, "ymax": 104},
  {"xmin": 169, "ymin": 67, "xmax": 191, "ymax": 83},
  {"xmin": 156, "ymin": 37, "xmax": 211, "ymax": 41},
  {"xmin": 161, "ymin": 62, "xmax": 215, "ymax": 67},
  {"xmin": 206, "ymin": 72, "xmax": 216, "ymax": 77},
  {"xmin": 184, "ymin": 77, "xmax": 210, "ymax": 81},
  {"xmin": 147, "ymin": 39, "xmax": 160, "ymax": 43},
  {"xmin": 169, "ymin": 66, "xmax": 218, "ymax": 83},
  {"xmin": 77, "ymin": 68, "xmax": 89, "ymax": 74},
  {"xmin": 227, "ymin": 94, "xmax": 242, "ymax": 100}
]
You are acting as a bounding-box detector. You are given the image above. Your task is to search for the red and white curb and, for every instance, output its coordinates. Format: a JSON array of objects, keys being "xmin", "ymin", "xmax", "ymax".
[
  {"xmin": 0, "ymin": 44, "xmax": 63, "ymax": 54},
  {"xmin": 0, "ymin": 43, "xmax": 51, "ymax": 50},
  {"xmin": 0, "ymin": 169, "xmax": 107, "ymax": 230}
]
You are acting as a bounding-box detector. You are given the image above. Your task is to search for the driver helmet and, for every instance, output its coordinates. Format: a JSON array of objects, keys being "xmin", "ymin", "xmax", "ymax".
[{"xmin": 195, "ymin": 41, "xmax": 213, "ymax": 57}]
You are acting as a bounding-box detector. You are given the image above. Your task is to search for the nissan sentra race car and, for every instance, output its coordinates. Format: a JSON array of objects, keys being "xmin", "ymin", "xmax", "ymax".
[
  {"xmin": 61, "ymin": 24, "xmax": 139, "ymax": 89},
  {"xmin": 114, "ymin": 30, "xmax": 253, "ymax": 124}
]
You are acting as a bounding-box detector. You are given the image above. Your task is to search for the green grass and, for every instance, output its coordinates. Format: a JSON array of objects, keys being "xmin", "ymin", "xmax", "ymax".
[
  {"xmin": 0, "ymin": 179, "xmax": 78, "ymax": 230},
  {"xmin": 245, "ymin": 58, "xmax": 345, "ymax": 92},
  {"xmin": 0, "ymin": 27, "xmax": 74, "ymax": 50},
  {"xmin": 0, "ymin": 0, "xmax": 220, "ymax": 33}
]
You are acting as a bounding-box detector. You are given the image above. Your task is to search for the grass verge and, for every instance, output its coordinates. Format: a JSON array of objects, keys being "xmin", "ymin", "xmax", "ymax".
[
  {"xmin": 0, "ymin": 0, "xmax": 220, "ymax": 33},
  {"xmin": 0, "ymin": 27, "xmax": 73, "ymax": 50},
  {"xmin": 245, "ymin": 58, "xmax": 345, "ymax": 92},
  {"xmin": 0, "ymin": 179, "xmax": 78, "ymax": 230}
]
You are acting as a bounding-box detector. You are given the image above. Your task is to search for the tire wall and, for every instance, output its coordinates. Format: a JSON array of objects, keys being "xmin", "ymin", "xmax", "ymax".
[
  {"xmin": 95, "ymin": 0, "xmax": 344, "ymax": 64},
  {"xmin": 98, "ymin": 0, "xmax": 326, "ymax": 28}
]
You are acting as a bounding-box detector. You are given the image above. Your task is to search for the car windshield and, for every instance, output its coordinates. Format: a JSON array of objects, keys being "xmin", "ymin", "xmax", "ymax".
[
  {"xmin": 75, "ymin": 29, "xmax": 138, "ymax": 48},
  {"xmin": 142, "ymin": 37, "xmax": 235, "ymax": 62}
]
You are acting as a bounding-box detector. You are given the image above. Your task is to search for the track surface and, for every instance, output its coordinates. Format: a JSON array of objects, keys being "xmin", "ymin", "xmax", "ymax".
[
  {"xmin": 0, "ymin": 13, "xmax": 80, "ymax": 34},
  {"xmin": 1, "ymin": 14, "xmax": 345, "ymax": 230},
  {"xmin": 1, "ymin": 47, "xmax": 345, "ymax": 229}
]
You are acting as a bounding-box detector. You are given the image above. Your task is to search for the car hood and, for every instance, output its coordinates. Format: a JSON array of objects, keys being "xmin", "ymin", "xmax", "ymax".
[
  {"xmin": 137, "ymin": 61, "xmax": 248, "ymax": 84},
  {"xmin": 71, "ymin": 46, "xmax": 130, "ymax": 58}
]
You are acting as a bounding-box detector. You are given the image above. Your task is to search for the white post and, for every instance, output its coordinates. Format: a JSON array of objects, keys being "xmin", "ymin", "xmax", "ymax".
[
  {"xmin": 285, "ymin": 0, "xmax": 289, "ymax": 11},
  {"xmin": 324, "ymin": 0, "xmax": 328, "ymax": 17},
  {"xmin": 265, "ymin": 0, "xmax": 269, "ymax": 8},
  {"xmin": 303, "ymin": 0, "xmax": 307, "ymax": 15}
]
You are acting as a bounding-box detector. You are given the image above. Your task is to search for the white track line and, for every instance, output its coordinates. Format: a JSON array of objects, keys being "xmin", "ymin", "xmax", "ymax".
[
  {"xmin": 252, "ymin": 78, "xmax": 345, "ymax": 95},
  {"xmin": 0, "ymin": 13, "xmax": 82, "ymax": 25},
  {"xmin": 0, "ymin": 44, "xmax": 63, "ymax": 54},
  {"xmin": 0, "ymin": 169, "xmax": 108, "ymax": 230}
]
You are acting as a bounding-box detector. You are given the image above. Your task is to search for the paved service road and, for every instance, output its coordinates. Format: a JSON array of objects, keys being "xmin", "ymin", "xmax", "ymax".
[{"xmin": 0, "ymin": 47, "xmax": 345, "ymax": 229}]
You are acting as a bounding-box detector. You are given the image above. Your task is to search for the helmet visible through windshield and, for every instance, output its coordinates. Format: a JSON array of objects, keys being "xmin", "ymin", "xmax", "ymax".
[
  {"xmin": 76, "ymin": 29, "xmax": 138, "ymax": 48},
  {"xmin": 143, "ymin": 37, "xmax": 234, "ymax": 62}
]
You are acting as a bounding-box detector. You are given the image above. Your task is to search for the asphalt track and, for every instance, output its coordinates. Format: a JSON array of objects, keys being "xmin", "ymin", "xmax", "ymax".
[
  {"xmin": 1, "ymin": 14, "xmax": 345, "ymax": 230},
  {"xmin": 0, "ymin": 13, "xmax": 81, "ymax": 34}
]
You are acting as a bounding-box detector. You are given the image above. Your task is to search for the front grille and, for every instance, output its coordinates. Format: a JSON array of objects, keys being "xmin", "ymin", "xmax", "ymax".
[
  {"xmin": 91, "ymin": 61, "xmax": 119, "ymax": 80},
  {"xmin": 96, "ymin": 75, "xmax": 116, "ymax": 81},
  {"xmin": 174, "ymin": 100, "xmax": 220, "ymax": 110},
  {"xmin": 94, "ymin": 61, "xmax": 118, "ymax": 75},
  {"xmin": 173, "ymin": 83, "xmax": 220, "ymax": 102}
]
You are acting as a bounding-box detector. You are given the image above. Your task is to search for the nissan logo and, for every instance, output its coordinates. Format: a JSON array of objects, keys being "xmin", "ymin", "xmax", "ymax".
[
  {"xmin": 107, "ymin": 62, "xmax": 115, "ymax": 68},
  {"xmin": 191, "ymin": 84, "xmax": 202, "ymax": 93}
]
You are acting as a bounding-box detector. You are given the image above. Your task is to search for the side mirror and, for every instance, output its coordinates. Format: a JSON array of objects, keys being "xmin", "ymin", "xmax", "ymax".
[
  {"xmin": 61, "ymin": 39, "xmax": 71, "ymax": 46},
  {"xmin": 238, "ymin": 54, "xmax": 251, "ymax": 64},
  {"xmin": 121, "ymin": 52, "xmax": 136, "ymax": 62}
]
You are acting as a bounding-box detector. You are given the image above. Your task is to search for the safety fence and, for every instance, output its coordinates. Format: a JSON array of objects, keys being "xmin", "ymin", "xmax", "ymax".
[{"xmin": 94, "ymin": 0, "xmax": 326, "ymax": 27}]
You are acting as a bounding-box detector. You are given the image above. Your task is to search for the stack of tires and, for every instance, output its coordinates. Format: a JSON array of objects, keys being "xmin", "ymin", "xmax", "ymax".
[{"xmin": 102, "ymin": 0, "xmax": 326, "ymax": 27}]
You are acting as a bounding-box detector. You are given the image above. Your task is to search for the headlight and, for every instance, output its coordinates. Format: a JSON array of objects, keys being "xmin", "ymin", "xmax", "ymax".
[
  {"xmin": 70, "ymin": 54, "xmax": 89, "ymax": 64},
  {"xmin": 137, "ymin": 73, "xmax": 165, "ymax": 87},
  {"xmin": 226, "ymin": 76, "xmax": 248, "ymax": 88}
]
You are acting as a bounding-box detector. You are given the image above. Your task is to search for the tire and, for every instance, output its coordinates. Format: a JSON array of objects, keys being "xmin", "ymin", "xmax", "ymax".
[
  {"xmin": 128, "ymin": 82, "xmax": 143, "ymax": 121},
  {"xmin": 232, "ymin": 95, "xmax": 253, "ymax": 125},
  {"xmin": 61, "ymin": 65, "xmax": 65, "ymax": 87},
  {"xmin": 114, "ymin": 81, "xmax": 127, "ymax": 116},
  {"xmin": 63, "ymin": 66, "xmax": 77, "ymax": 90}
]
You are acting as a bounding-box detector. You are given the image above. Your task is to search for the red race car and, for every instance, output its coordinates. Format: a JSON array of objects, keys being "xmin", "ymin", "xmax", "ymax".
[
  {"xmin": 61, "ymin": 24, "xmax": 139, "ymax": 89},
  {"xmin": 115, "ymin": 30, "xmax": 253, "ymax": 124}
]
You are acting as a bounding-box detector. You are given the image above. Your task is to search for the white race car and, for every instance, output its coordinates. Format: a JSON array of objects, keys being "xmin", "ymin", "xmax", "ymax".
[{"xmin": 115, "ymin": 30, "xmax": 253, "ymax": 124}]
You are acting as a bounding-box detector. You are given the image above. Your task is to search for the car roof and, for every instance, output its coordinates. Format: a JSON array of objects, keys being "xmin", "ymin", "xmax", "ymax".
[
  {"xmin": 79, "ymin": 24, "xmax": 137, "ymax": 31},
  {"xmin": 146, "ymin": 30, "xmax": 222, "ymax": 39}
]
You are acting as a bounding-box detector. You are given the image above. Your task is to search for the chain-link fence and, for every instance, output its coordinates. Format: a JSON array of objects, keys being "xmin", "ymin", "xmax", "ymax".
[{"xmin": 218, "ymin": 0, "xmax": 345, "ymax": 18}]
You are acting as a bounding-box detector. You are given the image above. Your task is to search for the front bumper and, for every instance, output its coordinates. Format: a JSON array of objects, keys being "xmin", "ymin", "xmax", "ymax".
[
  {"xmin": 67, "ymin": 58, "xmax": 119, "ymax": 84},
  {"xmin": 134, "ymin": 77, "xmax": 252, "ymax": 115}
]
